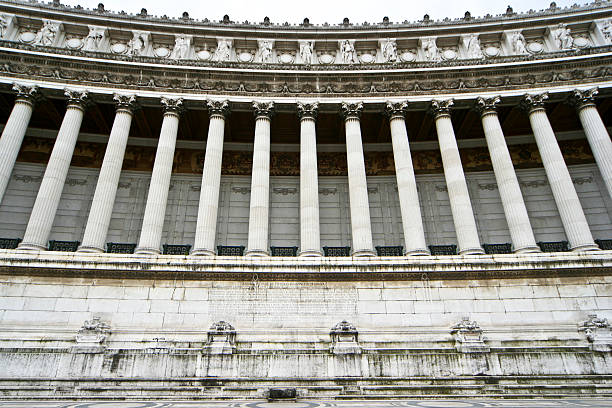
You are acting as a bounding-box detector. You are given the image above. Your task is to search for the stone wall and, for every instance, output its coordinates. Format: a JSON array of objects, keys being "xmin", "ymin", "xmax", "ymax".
[{"xmin": 0, "ymin": 163, "xmax": 610, "ymax": 249}]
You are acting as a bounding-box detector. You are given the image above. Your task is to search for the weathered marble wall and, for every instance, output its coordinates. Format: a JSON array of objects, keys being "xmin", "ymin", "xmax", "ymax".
[{"xmin": 0, "ymin": 163, "xmax": 609, "ymax": 250}]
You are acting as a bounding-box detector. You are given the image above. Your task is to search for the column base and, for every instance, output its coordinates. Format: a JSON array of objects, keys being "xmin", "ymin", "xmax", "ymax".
[
  {"xmin": 405, "ymin": 248, "xmax": 431, "ymax": 256},
  {"xmin": 513, "ymin": 245, "xmax": 541, "ymax": 254},
  {"xmin": 245, "ymin": 249, "xmax": 269, "ymax": 257},
  {"xmin": 458, "ymin": 247, "xmax": 486, "ymax": 255},
  {"xmin": 134, "ymin": 247, "xmax": 161, "ymax": 256},
  {"xmin": 76, "ymin": 245, "xmax": 104, "ymax": 254},
  {"xmin": 352, "ymin": 249, "xmax": 376, "ymax": 257},
  {"xmin": 299, "ymin": 250, "xmax": 323, "ymax": 257},
  {"xmin": 17, "ymin": 242, "xmax": 46, "ymax": 251},
  {"xmin": 571, "ymin": 243, "xmax": 601, "ymax": 252},
  {"xmin": 190, "ymin": 248, "xmax": 216, "ymax": 256}
]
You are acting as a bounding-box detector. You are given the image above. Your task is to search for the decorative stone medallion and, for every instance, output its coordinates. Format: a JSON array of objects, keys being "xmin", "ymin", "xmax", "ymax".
[
  {"xmin": 197, "ymin": 49, "xmax": 212, "ymax": 60},
  {"xmin": 65, "ymin": 37, "xmax": 83, "ymax": 49},
  {"xmin": 442, "ymin": 49, "xmax": 457, "ymax": 60},
  {"xmin": 111, "ymin": 42, "xmax": 127, "ymax": 54},
  {"xmin": 573, "ymin": 37, "xmax": 590, "ymax": 48},
  {"xmin": 400, "ymin": 51, "xmax": 416, "ymax": 62},
  {"xmin": 359, "ymin": 53, "xmax": 375, "ymax": 63},
  {"xmin": 19, "ymin": 31, "xmax": 36, "ymax": 43},
  {"xmin": 278, "ymin": 53, "xmax": 294, "ymax": 64},
  {"xmin": 319, "ymin": 53, "xmax": 335, "ymax": 64},
  {"xmin": 484, "ymin": 46, "xmax": 500, "ymax": 57},
  {"xmin": 238, "ymin": 51, "xmax": 253, "ymax": 62},
  {"xmin": 154, "ymin": 46, "xmax": 170, "ymax": 57},
  {"xmin": 527, "ymin": 42, "xmax": 544, "ymax": 53}
]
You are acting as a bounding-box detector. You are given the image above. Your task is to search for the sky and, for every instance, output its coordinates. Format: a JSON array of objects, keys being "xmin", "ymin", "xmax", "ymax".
[{"xmin": 59, "ymin": 0, "xmax": 582, "ymax": 25}]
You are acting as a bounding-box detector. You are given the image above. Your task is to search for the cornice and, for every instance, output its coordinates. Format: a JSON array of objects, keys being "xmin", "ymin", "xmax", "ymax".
[
  {"xmin": 0, "ymin": 250, "xmax": 609, "ymax": 282},
  {"xmin": 1, "ymin": 46, "xmax": 611, "ymax": 101},
  {"xmin": 1, "ymin": 0, "xmax": 611, "ymax": 33}
]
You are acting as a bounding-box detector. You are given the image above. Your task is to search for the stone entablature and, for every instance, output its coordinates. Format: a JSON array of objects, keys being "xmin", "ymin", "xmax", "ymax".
[{"xmin": 0, "ymin": 0, "xmax": 611, "ymax": 70}]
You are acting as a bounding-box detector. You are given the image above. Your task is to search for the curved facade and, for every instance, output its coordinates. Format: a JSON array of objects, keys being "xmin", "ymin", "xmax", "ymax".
[{"xmin": 0, "ymin": 0, "xmax": 611, "ymax": 400}]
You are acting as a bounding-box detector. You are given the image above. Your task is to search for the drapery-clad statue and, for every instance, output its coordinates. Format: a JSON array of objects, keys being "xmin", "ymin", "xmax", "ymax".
[
  {"xmin": 554, "ymin": 23, "xmax": 574, "ymax": 49},
  {"xmin": 126, "ymin": 31, "xmax": 148, "ymax": 56},
  {"xmin": 214, "ymin": 38, "xmax": 232, "ymax": 61},
  {"xmin": 170, "ymin": 35, "xmax": 191, "ymax": 59},
  {"xmin": 511, "ymin": 31, "xmax": 528, "ymax": 54},
  {"xmin": 465, "ymin": 34, "xmax": 483, "ymax": 59},
  {"xmin": 423, "ymin": 38, "xmax": 441, "ymax": 61},
  {"xmin": 83, "ymin": 26, "xmax": 104, "ymax": 52},
  {"xmin": 382, "ymin": 39, "xmax": 397, "ymax": 63},
  {"xmin": 257, "ymin": 39, "xmax": 274, "ymax": 63},
  {"xmin": 299, "ymin": 40, "xmax": 314, "ymax": 64},
  {"xmin": 340, "ymin": 39, "xmax": 357, "ymax": 64},
  {"xmin": 34, "ymin": 21, "xmax": 59, "ymax": 46}
]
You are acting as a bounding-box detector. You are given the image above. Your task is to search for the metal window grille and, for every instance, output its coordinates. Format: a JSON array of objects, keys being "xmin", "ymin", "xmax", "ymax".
[
  {"xmin": 375, "ymin": 246, "xmax": 404, "ymax": 256},
  {"xmin": 270, "ymin": 246, "xmax": 298, "ymax": 257},
  {"xmin": 483, "ymin": 243, "xmax": 512, "ymax": 254},
  {"xmin": 48, "ymin": 240, "xmax": 80, "ymax": 252},
  {"xmin": 595, "ymin": 239, "xmax": 612, "ymax": 250},
  {"xmin": 106, "ymin": 242, "xmax": 137, "ymax": 254},
  {"xmin": 428, "ymin": 245, "xmax": 458, "ymax": 255},
  {"xmin": 537, "ymin": 241, "xmax": 569, "ymax": 253},
  {"xmin": 162, "ymin": 244, "xmax": 191, "ymax": 255},
  {"xmin": 0, "ymin": 238, "xmax": 21, "ymax": 249},
  {"xmin": 217, "ymin": 245, "xmax": 245, "ymax": 256},
  {"xmin": 323, "ymin": 246, "xmax": 351, "ymax": 257}
]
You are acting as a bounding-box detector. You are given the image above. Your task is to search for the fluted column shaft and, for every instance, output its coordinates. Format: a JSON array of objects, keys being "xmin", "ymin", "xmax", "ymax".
[
  {"xmin": 0, "ymin": 85, "xmax": 38, "ymax": 206},
  {"xmin": 135, "ymin": 98, "xmax": 183, "ymax": 255},
  {"xmin": 477, "ymin": 97, "xmax": 539, "ymax": 253},
  {"xmin": 571, "ymin": 89, "xmax": 612, "ymax": 200},
  {"xmin": 386, "ymin": 103, "xmax": 428, "ymax": 255},
  {"xmin": 298, "ymin": 103, "xmax": 322, "ymax": 257},
  {"xmin": 78, "ymin": 95, "xmax": 136, "ymax": 253},
  {"xmin": 192, "ymin": 100, "xmax": 229, "ymax": 256},
  {"xmin": 523, "ymin": 94, "xmax": 599, "ymax": 252},
  {"xmin": 246, "ymin": 102, "xmax": 274, "ymax": 257},
  {"xmin": 19, "ymin": 91, "xmax": 89, "ymax": 251},
  {"xmin": 431, "ymin": 100, "xmax": 484, "ymax": 255},
  {"xmin": 342, "ymin": 103, "xmax": 375, "ymax": 257}
]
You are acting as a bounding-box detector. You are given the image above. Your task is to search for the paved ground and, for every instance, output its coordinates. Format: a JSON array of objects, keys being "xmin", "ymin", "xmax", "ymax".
[{"xmin": 0, "ymin": 401, "xmax": 611, "ymax": 408}]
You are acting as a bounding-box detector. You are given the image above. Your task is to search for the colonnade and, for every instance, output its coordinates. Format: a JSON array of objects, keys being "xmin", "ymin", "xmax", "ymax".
[{"xmin": 0, "ymin": 85, "xmax": 609, "ymax": 256}]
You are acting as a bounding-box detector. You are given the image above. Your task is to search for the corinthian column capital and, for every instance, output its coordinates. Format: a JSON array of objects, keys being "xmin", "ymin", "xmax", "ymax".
[
  {"xmin": 160, "ymin": 96, "xmax": 184, "ymax": 116},
  {"xmin": 13, "ymin": 83, "xmax": 41, "ymax": 105},
  {"xmin": 297, "ymin": 102, "xmax": 319, "ymax": 120},
  {"xmin": 569, "ymin": 88, "xmax": 598, "ymax": 111},
  {"xmin": 206, "ymin": 99, "xmax": 230, "ymax": 118},
  {"xmin": 341, "ymin": 102, "xmax": 363, "ymax": 120},
  {"xmin": 253, "ymin": 101, "xmax": 275, "ymax": 119},
  {"xmin": 64, "ymin": 89, "xmax": 90, "ymax": 110},
  {"xmin": 113, "ymin": 93, "xmax": 138, "ymax": 113},
  {"xmin": 428, "ymin": 99, "xmax": 454, "ymax": 118},
  {"xmin": 385, "ymin": 101, "xmax": 408, "ymax": 120},
  {"xmin": 475, "ymin": 96, "xmax": 501, "ymax": 116},
  {"xmin": 520, "ymin": 93, "xmax": 549, "ymax": 113}
]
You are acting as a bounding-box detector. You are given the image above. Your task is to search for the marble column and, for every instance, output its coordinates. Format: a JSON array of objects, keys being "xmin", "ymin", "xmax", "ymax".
[
  {"xmin": 246, "ymin": 101, "xmax": 274, "ymax": 257},
  {"xmin": 385, "ymin": 102, "xmax": 429, "ymax": 255},
  {"xmin": 78, "ymin": 94, "xmax": 137, "ymax": 253},
  {"xmin": 191, "ymin": 100, "xmax": 230, "ymax": 256},
  {"xmin": 429, "ymin": 99, "xmax": 484, "ymax": 255},
  {"xmin": 521, "ymin": 93, "xmax": 599, "ymax": 252},
  {"xmin": 297, "ymin": 102, "xmax": 322, "ymax": 257},
  {"xmin": 476, "ymin": 96, "xmax": 540, "ymax": 253},
  {"xmin": 569, "ymin": 88, "xmax": 612, "ymax": 200},
  {"xmin": 341, "ymin": 102, "xmax": 375, "ymax": 257},
  {"xmin": 18, "ymin": 90, "xmax": 89, "ymax": 251},
  {"xmin": 0, "ymin": 84, "xmax": 39, "ymax": 206},
  {"xmin": 135, "ymin": 97, "xmax": 183, "ymax": 255}
]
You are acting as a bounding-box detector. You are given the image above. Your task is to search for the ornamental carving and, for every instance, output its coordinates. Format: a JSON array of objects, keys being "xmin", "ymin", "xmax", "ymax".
[
  {"xmin": 385, "ymin": 101, "xmax": 408, "ymax": 118},
  {"xmin": 552, "ymin": 23, "xmax": 574, "ymax": 50},
  {"xmin": 13, "ymin": 83, "xmax": 40, "ymax": 103},
  {"xmin": 463, "ymin": 34, "xmax": 484, "ymax": 59},
  {"xmin": 296, "ymin": 102, "xmax": 318, "ymax": 120},
  {"xmin": 330, "ymin": 320, "xmax": 361, "ymax": 354},
  {"xmin": 64, "ymin": 89, "xmax": 89, "ymax": 107},
  {"xmin": 568, "ymin": 87, "xmax": 598, "ymax": 110},
  {"xmin": 170, "ymin": 34, "xmax": 193, "ymax": 60},
  {"xmin": 339, "ymin": 40, "xmax": 358, "ymax": 64},
  {"xmin": 214, "ymin": 38, "xmax": 233, "ymax": 61},
  {"xmin": 450, "ymin": 316, "xmax": 489, "ymax": 353},
  {"xmin": 34, "ymin": 20, "xmax": 61, "ymax": 46},
  {"xmin": 579, "ymin": 314, "xmax": 612, "ymax": 352},
  {"xmin": 299, "ymin": 40, "xmax": 314, "ymax": 64},
  {"xmin": 429, "ymin": 99, "xmax": 454, "ymax": 117},
  {"xmin": 113, "ymin": 93, "xmax": 137, "ymax": 111},
  {"xmin": 83, "ymin": 26, "xmax": 107, "ymax": 52},
  {"xmin": 474, "ymin": 96, "xmax": 501, "ymax": 115},
  {"xmin": 253, "ymin": 101, "xmax": 274, "ymax": 118},
  {"xmin": 206, "ymin": 99, "xmax": 230, "ymax": 118},
  {"xmin": 341, "ymin": 102, "xmax": 363, "ymax": 119},
  {"xmin": 381, "ymin": 38, "xmax": 398, "ymax": 63},
  {"xmin": 521, "ymin": 93, "xmax": 549, "ymax": 112},
  {"xmin": 75, "ymin": 316, "xmax": 111, "ymax": 346},
  {"xmin": 160, "ymin": 97, "xmax": 184, "ymax": 114}
]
